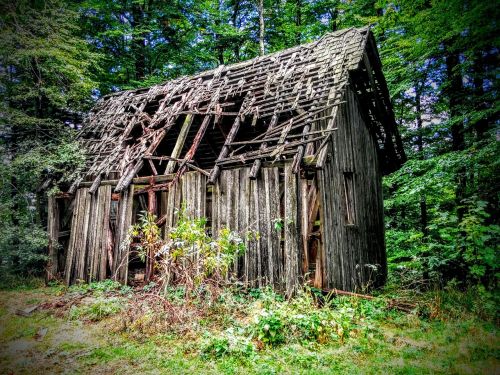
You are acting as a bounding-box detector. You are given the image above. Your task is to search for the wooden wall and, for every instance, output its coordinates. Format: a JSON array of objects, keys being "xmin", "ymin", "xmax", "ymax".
[
  {"xmin": 52, "ymin": 185, "xmax": 134, "ymax": 285},
  {"xmin": 211, "ymin": 166, "xmax": 302, "ymax": 295},
  {"xmin": 318, "ymin": 85, "xmax": 386, "ymax": 291}
]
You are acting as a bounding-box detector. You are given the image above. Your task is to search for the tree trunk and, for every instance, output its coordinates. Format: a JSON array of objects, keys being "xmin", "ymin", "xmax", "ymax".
[
  {"xmin": 215, "ymin": 0, "xmax": 225, "ymax": 65},
  {"xmin": 295, "ymin": 0, "xmax": 302, "ymax": 46},
  {"xmin": 473, "ymin": 52, "xmax": 488, "ymax": 139},
  {"xmin": 131, "ymin": 3, "xmax": 147, "ymax": 80},
  {"xmin": 232, "ymin": 0, "xmax": 241, "ymax": 61},
  {"xmin": 445, "ymin": 49, "xmax": 465, "ymax": 152},
  {"xmin": 258, "ymin": 0, "xmax": 265, "ymax": 56},
  {"xmin": 445, "ymin": 43, "xmax": 466, "ymax": 222},
  {"xmin": 415, "ymin": 86, "xmax": 428, "ymax": 236},
  {"xmin": 328, "ymin": 7, "xmax": 338, "ymax": 32}
]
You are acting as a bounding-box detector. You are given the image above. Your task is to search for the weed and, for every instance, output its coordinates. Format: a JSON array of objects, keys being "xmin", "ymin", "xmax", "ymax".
[
  {"xmin": 68, "ymin": 279, "xmax": 121, "ymax": 295},
  {"xmin": 0, "ymin": 274, "xmax": 45, "ymax": 290},
  {"xmin": 201, "ymin": 328, "xmax": 255, "ymax": 358},
  {"xmin": 69, "ymin": 297, "xmax": 123, "ymax": 321}
]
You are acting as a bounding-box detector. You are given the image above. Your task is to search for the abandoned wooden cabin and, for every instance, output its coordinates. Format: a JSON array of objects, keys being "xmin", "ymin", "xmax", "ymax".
[{"xmin": 47, "ymin": 27, "xmax": 405, "ymax": 294}]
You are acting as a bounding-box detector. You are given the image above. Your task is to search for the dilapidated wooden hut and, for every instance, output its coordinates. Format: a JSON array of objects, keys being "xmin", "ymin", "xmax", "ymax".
[{"xmin": 47, "ymin": 27, "xmax": 405, "ymax": 294}]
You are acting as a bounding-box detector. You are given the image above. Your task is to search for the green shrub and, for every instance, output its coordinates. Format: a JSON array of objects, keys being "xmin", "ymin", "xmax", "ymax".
[
  {"xmin": 155, "ymin": 208, "xmax": 247, "ymax": 294},
  {"xmin": 201, "ymin": 328, "xmax": 255, "ymax": 358},
  {"xmin": 253, "ymin": 310, "xmax": 285, "ymax": 346}
]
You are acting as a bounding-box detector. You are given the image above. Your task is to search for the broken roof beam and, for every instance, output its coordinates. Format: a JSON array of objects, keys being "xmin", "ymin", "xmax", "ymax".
[
  {"xmin": 174, "ymin": 89, "xmax": 221, "ymax": 181},
  {"xmin": 249, "ymin": 103, "xmax": 283, "ymax": 179},
  {"xmin": 164, "ymin": 113, "xmax": 194, "ymax": 175},
  {"xmin": 291, "ymin": 124, "xmax": 311, "ymax": 174},
  {"xmin": 114, "ymin": 101, "xmax": 189, "ymax": 192},
  {"xmin": 209, "ymin": 93, "xmax": 254, "ymax": 184},
  {"xmin": 314, "ymin": 110, "xmax": 338, "ymax": 169}
]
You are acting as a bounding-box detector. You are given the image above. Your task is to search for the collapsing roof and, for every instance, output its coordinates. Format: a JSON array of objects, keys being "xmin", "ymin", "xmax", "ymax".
[{"xmin": 72, "ymin": 26, "xmax": 405, "ymax": 194}]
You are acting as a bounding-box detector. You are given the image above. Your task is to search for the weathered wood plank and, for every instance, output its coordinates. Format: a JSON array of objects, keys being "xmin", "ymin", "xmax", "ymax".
[
  {"xmin": 299, "ymin": 179, "xmax": 309, "ymax": 277},
  {"xmin": 46, "ymin": 196, "xmax": 59, "ymax": 281},
  {"xmin": 165, "ymin": 114, "xmax": 194, "ymax": 174},
  {"xmin": 284, "ymin": 164, "xmax": 299, "ymax": 296},
  {"xmin": 112, "ymin": 184, "xmax": 135, "ymax": 283},
  {"xmin": 98, "ymin": 185, "xmax": 112, "ymax": 281}
]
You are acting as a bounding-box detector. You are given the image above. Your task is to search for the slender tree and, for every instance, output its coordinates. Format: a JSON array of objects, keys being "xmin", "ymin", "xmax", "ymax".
[{"xmin": 258, "ymin": 0, "xmax": 265, "ymax": 55}]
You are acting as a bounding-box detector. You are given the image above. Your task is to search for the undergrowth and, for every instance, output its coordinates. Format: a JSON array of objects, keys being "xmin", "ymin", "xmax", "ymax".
[{"xmin": 0, "ymin": 278, "xmax": 497, "ymax": 373}]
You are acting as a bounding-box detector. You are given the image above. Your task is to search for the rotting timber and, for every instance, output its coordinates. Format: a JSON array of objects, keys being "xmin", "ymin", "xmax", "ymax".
[{"xmin": 46, "ymin": 27, "xmax": 405, "ymax": 294}]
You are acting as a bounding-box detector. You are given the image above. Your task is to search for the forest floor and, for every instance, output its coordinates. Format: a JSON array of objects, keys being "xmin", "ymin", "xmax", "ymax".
[{"xmin": 0, "ymin": 281, "xmax": 498, "ymax": 375}]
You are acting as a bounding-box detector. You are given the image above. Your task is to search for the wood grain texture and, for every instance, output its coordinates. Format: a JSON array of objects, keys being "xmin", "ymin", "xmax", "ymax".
[
  {"xmin": 318, "ymin": 86, "xmax": 386, "ymax": 291},
  {"xmin": 46, "ymin": 196, "xmax": 59, "ymax": 281}
]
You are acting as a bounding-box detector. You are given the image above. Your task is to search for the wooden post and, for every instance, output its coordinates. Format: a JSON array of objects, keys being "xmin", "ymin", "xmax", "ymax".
[
  {"xmin": 64, "ymin": 188, "xmax": 92, "ymax": 285},
  {"xmin": 284, "ymin": 164, "xmax": 300, "ymax": 297},
  {"xmin": 299, "ymin": 178, "xmax": 309, "ymax": 277},
  {"xmin": 145, "ymin": 188, "xmax": 157, "ymax": 282},
  {"xmin": 113, "ymin": 184, "xmax": 135, "ymax": 283},
  {"xmin": 46, "ymin": 195, "xmax": 59, "ymax": 281}
]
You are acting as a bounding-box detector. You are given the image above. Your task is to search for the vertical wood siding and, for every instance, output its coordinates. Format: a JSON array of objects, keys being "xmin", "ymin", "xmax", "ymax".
[
  {"xmin": 112, "ymin": 184, "xmax": 134, "ymax": 283},
  {"xmin": 212, "ymin": 165, "xmax": 301, "ymax": 292},
  {"xmin": 318, "ymin": 86, "xmax": 386, "ymax": 291}
]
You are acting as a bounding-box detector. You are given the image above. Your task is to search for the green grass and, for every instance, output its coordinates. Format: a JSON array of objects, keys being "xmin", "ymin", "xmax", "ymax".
[{"xmin": 0, "ymin": 283, "xmax": 497, "ymax": 374}]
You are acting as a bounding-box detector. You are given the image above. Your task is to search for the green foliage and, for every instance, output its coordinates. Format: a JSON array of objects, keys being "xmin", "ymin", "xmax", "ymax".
[
  {"xmin": 0, "ymin": 275, "xmax": 45, "ymax": 291},
  {"xmin": 129, "ymin": 211, "xmax": 162, "ymax": 263},
  {"xmin": 68, "ymin": 279, "xmax": 123, "ymax": 295},
  {"xmin": 253, "ymin": 309, "xmax": 286, "ymax": 346},
  {"xmin": 0, "ymin": 0, "xmax": 96, "ymax": 277},
  {"xmin": 69, "ymin": 297, "xmax": 123, "ymax": 321},
  {"xmin": 158, "ymin": 208, "xmax": 246, "ymax": 290},
  {"xmin": 201, "ymin": 328, "xmax": 256, "ymax": 358},
  {"xmin": 198, "ymin": 287, "xmax": 397, "ymax": 361},
  {"xmin": 459, "ymin": 198, "xmax": 499, "ymax": 280},
  {"xmin": 384, "ymin": 143, "xmax": 500, "ymax": 287}
]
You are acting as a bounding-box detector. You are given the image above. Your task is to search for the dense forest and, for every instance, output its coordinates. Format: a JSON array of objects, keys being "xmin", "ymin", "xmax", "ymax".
[{"xmin": 0, "ymin": 0, "xmax": 498, "ymax": 292}]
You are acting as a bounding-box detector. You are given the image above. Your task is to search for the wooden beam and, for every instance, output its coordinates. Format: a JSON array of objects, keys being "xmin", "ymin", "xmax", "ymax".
[
  {"xmin": 209, "ymin": 93, "xmax": 253, "ymax": 184},
  {"xmin": 292, "ymin": 124, "xmax": 310, "ymax": 174},
  {"xmin": 174, "ymin": 88, "xmax": 221, "ymax": 181},
  {"xmin": 249, "ymin": 104, "xmax": 283, "ymax": 179},
  {"xmin": 112, "ymin": 184, "xmax": 135, "ymax": 283},
  {"xmin": 80, "ymin": 173, "xmax": 175, "ymax": 187},
  {"xmin": 284, "ymin": 164, "xmax": 300, "ymax": 297},
  {"xmin": 164, "ymin": 114, "xmax": 194, "ymax": 174},
  {"xmin": 145, "ymin": 187, "xmax": 157, "ymax": 282},
  {"xmin": 148, "ymin": 159, "xmax": 158, "ymax": 176},
  {"xmin": 315, "ymin": 106, "xmax": 339, "ymax": 169}
]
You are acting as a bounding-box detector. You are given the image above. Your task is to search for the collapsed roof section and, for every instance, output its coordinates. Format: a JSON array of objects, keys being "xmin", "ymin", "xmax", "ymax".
[{"xmin": 73, "ymin": 27, "xmax": 405, "ymax": 194}]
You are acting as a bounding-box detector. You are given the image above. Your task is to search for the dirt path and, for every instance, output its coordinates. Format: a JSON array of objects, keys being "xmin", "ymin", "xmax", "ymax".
[{"xmin": 0, "ymin": 289, "xmax": 113, "ymax": 374}]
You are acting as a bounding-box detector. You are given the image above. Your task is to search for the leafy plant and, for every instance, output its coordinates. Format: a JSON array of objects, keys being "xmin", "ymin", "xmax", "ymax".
[
  {"xmin": 201, "ymin": 328, "xmax": 255, "ymax": 358},
  {"xmin": 253, "ymin": 310, "xmax": 285, "ymax": 346},
  {"xmin": 129, "ymin": 211, "xmax": 162, "ymax": 263},
  {"xmin": 154, "ymin": 207, "xmax": 247, "ymax": 296}
]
